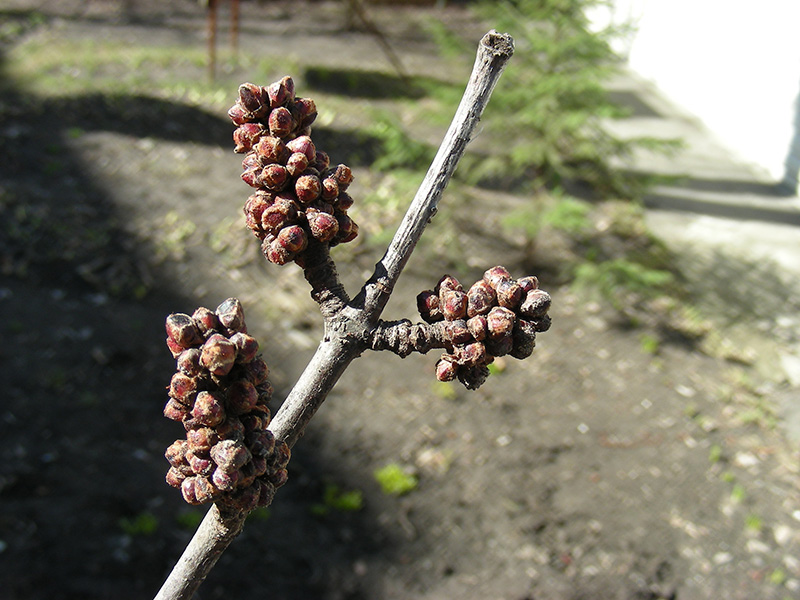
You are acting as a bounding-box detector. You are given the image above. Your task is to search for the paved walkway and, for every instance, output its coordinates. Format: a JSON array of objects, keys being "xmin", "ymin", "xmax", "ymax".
[{"xmin": 605, "ymin": 69, "xmax": 800, "ymax": 431}]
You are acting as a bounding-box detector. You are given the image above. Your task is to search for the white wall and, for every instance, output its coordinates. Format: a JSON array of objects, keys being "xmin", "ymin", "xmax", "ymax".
[{"xmin": 591, "ymin": 0, "xmax": 800, "ymax": 191}]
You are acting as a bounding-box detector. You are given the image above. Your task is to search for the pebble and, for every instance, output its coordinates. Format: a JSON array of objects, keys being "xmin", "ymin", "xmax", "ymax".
[
  {"xmin": 745, "ymin": 539, "xmax": 770, "ymax": 554},
  {"xmin": 774, "ymin": 524, "xmax": 793, "ymax": 546}
]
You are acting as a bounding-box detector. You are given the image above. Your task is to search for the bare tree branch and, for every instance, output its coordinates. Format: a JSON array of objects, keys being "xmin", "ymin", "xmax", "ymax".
[{"xmin": 153, "ymin": 30, "xmax": 513, "ymax": 600}]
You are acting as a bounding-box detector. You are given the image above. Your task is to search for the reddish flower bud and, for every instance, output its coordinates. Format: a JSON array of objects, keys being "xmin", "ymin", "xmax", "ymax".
[
  {"xmin": 268, "ymin": 106, "xmax": 294, "ymax": 138},
  {"xmin": 166, "ymin": 313, "xmax": 202, "ymax": 348},
  {"xmin": 186, "ymin": 427, "xmax": 218, "ymax": 454},
  {"xmin": 241, "ymin": 167, "xmax": 261, "ymax": 188},
  {"xmin": 483, "ymin": 265, "xmax": 512, "ymax": 290},
  {"xmin": 496, "ymin": 279, "xmax": 523, "ymax": 310},
  {"xmin": 233, "ymin": 123, "xmax": 266, "ymax": 154},
  {"xmin": 212, "ymin": 466, "xmax": 240, "ymax": 492},
  {"xmin": 331, "ymin": 164, "xmax": 353, "ymax": 190},
  {"xmin": 295, "ymin": 174, "xmax": 321, "ymax": 204},
  {"xmin": 264, "ymin": 239, "xmax": 292, "ymax": 265},
  {"xmin": 211, "ymin": 439, "xmax": 251, "ymax": 471},
  {"xmin": 418, "ymin": 289, "xmax": 441, "ymax": 323},
  {"xmin": 487, "ymin": 306, "xmax": 515, "ymax": 337},
  {"xmin": 166, "ymin": 467, "xmax": 186, "ymax": 488},
  {"xmin": 276, "ymin": 224, "xmax": 308, "ymax": 253},
  {"xmin": 244, "ymin": 192, "xmax": 273, "ymax": 234},
  {"xmin": 335, "ymin": 191, "xmax": 354, "ymax": 211},
  {"xmin": 271, "ymin": 441, "xmax": 291, "ymax": 470},
  {"xmin": 466, "ymin": 280, "xmax": 496, "ymax": 317},
  {"xmin": 164, "ymin": 398, "xmax": 190, "ymax": 421},
  {"xmin": 258, "ymin": 480, "xmax": 276, "ymax": 506},
  {"xmin": 247, "ymin": 429, "xmax": 276, "ymax": 457},
  {"xmin": 253, "ymin": 136, "xmax": 286, "ymax": 165},
  {"xmin": 520, "ymin": 289, "xmax": 552, "ymax": 318},
  {"xmin": 435, "ymin": 354, "xmax": 458, "ymax": 382},
  {"xmin": 441, "ymin": 289, "xmax": 467, "ymax": 320},
  {"xmin": 216, "ymin": 417, "xmax": 245, "ymax": 442},
  {"xmin": 435, "ymin": 274, "xmax": 463, "ymax": 295},
  {"xmin": 192, "ymin": 391, "xmax": 226, "ymax": 426},
  {"xmin": 165, "ymin": 439, "xmax": 189, "ymax": 467},
  {"xmin": 176, "ymin": 348, "xmax": 202, "ymax": 377},
  {"xmin": 444, "ymin": 319, "xmax": 471, "ymax": 345},
  {"xmin": 314, "ymin": 150, "xmax": 330, "ymax": 172},
  {"xmin": 467, "ymin": 315, "xmax": 488, "ymax": 341},
  {"xmin": 517, "ymin": 276, "xmax": 539, "ymax": 293},
  {"xmin": 260, "ymin": 164, "xmax": 289, "ymax": 191},
  {"xmin": 261, "ymin": 196, "xmax": 299, "ymax": 235},
  {"xmin": 169, "ymin": 372, "xmax": 198, "ymax": 404},
  {"xmin": 244, "ymin": 356, "xmax": 270, "ymax": 385},
  {"xmin": 187, "ymin": 451, "xmax": 214, "ymax": 476},
  {"xmin": 216, "ymin": 297, "xmax": 245, "ymax": 332},
  {"xmin": 200, "ymin": 334, "xmax": 237, "ymax": 376},
  {"xmin": 320, "ymin": 176, "xmax": 339, "ymax": 201},
  {"xmin": 191, "ymin": 307, "xmax": 220, "ymax": 335},
  {"xmin": 286, "ymin": 135, "xmax": 316, "ymax": 161},
  {"xmin": 227, "ymin": 103, "xmax": 249, "ymax": 126},
  {"xmin": 334, "ymin": 213, "xmax": 358, "ymax": 244},
  {"xmin": 307, "ymin": 209, "xmax": 339, "ymax": 242},
  {"xmin": 457, "ymin": 341, "xmax": 487, "ymax": 367},
  {"xmin": 293, "ymin": 97, "xmax": 317, "ymax": 128},
  {"xmin": 181, "ymin": 477, "xmax": 201, "ymax": 505},
  {"xmin": 227, "ymin": 380, "xmax": 258, "ymax": 415},
  {"xmin": 193, "ymin": 476, "xmax": 221, "ymax": 503},
  {"xmin": 166, "ymin": 336, "xmax": 184, "ymax": 358},
  {"xmin": 229, "ymin": 332, "xmax": 259, "ymax": 363},
  {"xmin": 268, "ymin": 468, "xmax": 289, "ymax": 488},
  {"xmin": 286, "ymin": 151, "xmax": 309, "ymax": 177},
  {"xmin": 238, "ymin": 82, "xmax": 269, "ymax": 117}
]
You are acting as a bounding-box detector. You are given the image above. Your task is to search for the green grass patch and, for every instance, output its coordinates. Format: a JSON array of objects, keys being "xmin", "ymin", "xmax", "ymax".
[
  {"xmin": 374, "ymin": 463, "xmax": 418, "ymax": 496},
  {"xmin": 119, "ymin": 511, "xmax": 158, "ymax": 536}
]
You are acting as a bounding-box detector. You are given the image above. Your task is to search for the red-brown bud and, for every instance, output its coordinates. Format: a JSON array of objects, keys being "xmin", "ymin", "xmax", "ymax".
[
  {"xmin": 212, "ymin": 466, "xmax": 240, "ymax": 491},
  {"xmin": 233, "ymin": 123, "xmax": 266, "ymax": 154},
  {"xmin": 253, "ymin": 136, "xmax": 286, "ymax": 165},
  {"xmin": 216, "ymin": 298, "xmax": 245, "ymax": 332},
  {"xmin": 276, "ymin": 224, "xmax": 308, "ymax": 253},
  {"xmin": 314, "ymin": 150, "xmax": 330, "ymax": 172},
  {"xmin": 336, "ymin": 192, "xmax": 354, "ymax": 211},
  {"xmin": 227, "ymin": 380, "xmax": 259, "ymax": 415},
  {"xmin": 166, "ymin": 313, "xmax": 202, "ymax": 348},
  {"xmin": 211, "ymin": 439, "xmax": 251, "ymax": 471},
  {"xmin": 216, "ymin": 417, "xmax": 245, "ymax": 442},
  {"xmin": 320, "ymin": 177, "xmax": 339, "ymax": 201},
  {"xmin": 192, "ymin": 391, "xmax": 226, "ymax": 426},
  {"xmin": 267, "ymin": 76, "xmax": 294, "ymax": 108},
  {"xmin": 268, "ymin": 468, "xmax": 289, "ymax": 488},
  {"xmin": 441, "ymin": 289, "xmax": 467, "ymax": 321},
  {"xmin": 200, "ymin": 334, "xmax": 237, "ymax": 376},
  {"xmin": 334, "ymin": 213, "xmax": 358, "ymax": 244},
  {"xmin": 295, "ymin": 174, "xmax": 321, "ymax": 204},
  {"xmin": 166, "ymin": 467, "xmax": 186, "ymax": 488},
  {"xmin": 264, "ymin": 239, "xmax": 292, "ymax": 265},
  {"xmin": 268, "ymin": 106, "xmax": 294, "ymax": 138},
  {"xmin": 227, "ymin": 103, "xmax": 249, "ymax": 126},
  {"xmin": 487, "ymin": 306, "xmax": 516, "ymax": 340},
  {"xmin": 520, "ymin": 289, "xmax": 552, "ymax": 318},
  {"xmin": 435, "ymin": 354, "xmax": 458, "ymax": 382},
  {"xmin": 483, "ymin": 266, "xmax": 512, "ymax": 290},
  {"xmin": 330, "ymin": 164, "xmax": 353, "ymax": 190},
  {"xmin": 165, "ymin": 439, "xmax": 189, "ymax": 467},
  {"xmin": 191, "ymin": 307, "xmax": 220, "ymax": 335},
  {"xmin": 247, "ymin": 430, "xmax": 275, "ymax": 457},
  {"xmin": 467, "ymin": 315, "xmax": 488, "ymax": 341},
  {"xmin": 307, "ymin": 209, "xmax": 339, "ymax": 242},
  {"xmin": 293, "ymin": 97, "xmax": 317, "ymax": 128},
  {"xmin": 510, "ymin": 318, "xmax": 537, "ymax": 360},
  {"xmin": 244, "ymin": 192, "xmax": 273, "ymax": 234},
  {"xmin": 517, "ymin": 276, "xmax": 539, "ymax": 293},
  {"xmin": 260, "ymin": 164, "xmax": 289, "ymax": 192},
  {"xmin": 271, "ymin": 441, "xmax": 291, "ymax": 470},
  {"xmin": 241, "ymin": 167, "xmax": 261, "ymax": 188},
  {"xmin": 187, "ymin": 451, "xmax": 214, "ymax": 476},
  {"xmin": 457, "ymin": 365, "xmax": 490, "ymax": 390},
  {"xmin": 286, "ymin": 151, "xmax": 309, "ymax": 177},
  {"xmin": 286, "ymin": 135, "xmax": 316, "ymax": 161},
  {"xmin": 176, "ymin": 348, "xmax": 202, "ymax": 377},
  {"xmin": 193, "ymin": 476, "xmax": 221, "ymax": 503},
  {"xmin": 244, "ymin": 356, "xmax": 270, "ymax": 385},
  {"xmin": 164, "ymin": 398, "xmax": 190, "ymax": 421},
  {"xmin": 496, "ymin": 279, "xmax": 523, "ymax": 310},
  {"xmin": 466, "ymin": 280, "xmax": 496, "ymax": 317},
  {"xmin": 435, "ymin": 274, "xmax": 463, "ymax": 295},
  {"xmin": 230, "ymin": 332, "xmax": 259, "ymax": 363},
  {"xmin": 181, "ymin": 477, "xmax": 201, "ymax": 504},
  {"xmin": 444, "ymin": 319, "xmax": 471, "ymax": 345},
  {"xmin": 166, "ymin": 336, "xmax": 184, "ymax": 358},
  {"xmin": 261, "ymin": 196, "xmax": 299, "ymax": 235},
  {"xmin": 186, "ymin": 427, "xmax": 218, "ymax": 454},
  {"xmin": 169, "ymin": 372, "xmax": 198, "ymax": 404},
  {"xmin": 237, "ymin": 82, "xmax": 269, "ymax": 117}
]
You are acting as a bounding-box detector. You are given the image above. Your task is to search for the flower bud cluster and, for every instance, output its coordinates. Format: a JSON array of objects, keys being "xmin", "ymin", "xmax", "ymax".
[
  {"xmin": 163, "ymin": 298, "xmax": 289, "ymax": 512},
  {"xmin": 417, "ymin": 266, "xmax": 552, "ymax": 390},
  {"xmin": 228, "ymin": 76, "xmax": 359, "ymax": 265}
]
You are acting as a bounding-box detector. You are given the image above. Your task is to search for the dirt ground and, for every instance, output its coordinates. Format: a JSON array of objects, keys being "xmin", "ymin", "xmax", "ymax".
[{"xmin": 1, "ymin": 2, "xmax": 799, "ymax": 599}]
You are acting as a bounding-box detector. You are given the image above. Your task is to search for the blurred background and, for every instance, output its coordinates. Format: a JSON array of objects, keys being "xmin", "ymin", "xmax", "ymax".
[{"xmin": 1, "ymin": 1, "xmax": 799, "ymax": 599}]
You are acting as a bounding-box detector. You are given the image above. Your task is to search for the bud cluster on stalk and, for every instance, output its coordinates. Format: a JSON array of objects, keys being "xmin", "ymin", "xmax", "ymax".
[
  {"xmin": 228, "ymin": 76, "xmax": 359, "ymax": 266},
  {"xmin": 163, "ymin": 298, "xmax": 289, "ymax": 512},
  {"xmin": 417, "ymin": 266, "xmax": 552, "ymax": 390}
]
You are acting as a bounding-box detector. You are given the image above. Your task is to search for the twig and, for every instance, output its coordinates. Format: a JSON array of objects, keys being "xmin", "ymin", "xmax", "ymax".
[{"xmin": 153, "ymin": 30, "xmax": 513, "ymax": 600}]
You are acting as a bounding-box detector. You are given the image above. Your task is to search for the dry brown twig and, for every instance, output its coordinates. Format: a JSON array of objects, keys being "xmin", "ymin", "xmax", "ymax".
[{"xmin": 154, "ymin": 30, "xmax": 515, "ymax": 600}]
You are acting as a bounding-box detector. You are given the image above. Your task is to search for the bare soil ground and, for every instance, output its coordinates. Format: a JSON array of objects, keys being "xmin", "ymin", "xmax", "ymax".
[{"xmin": 1, "ymin": 2, "xmax": 799, "ymax": 600}]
